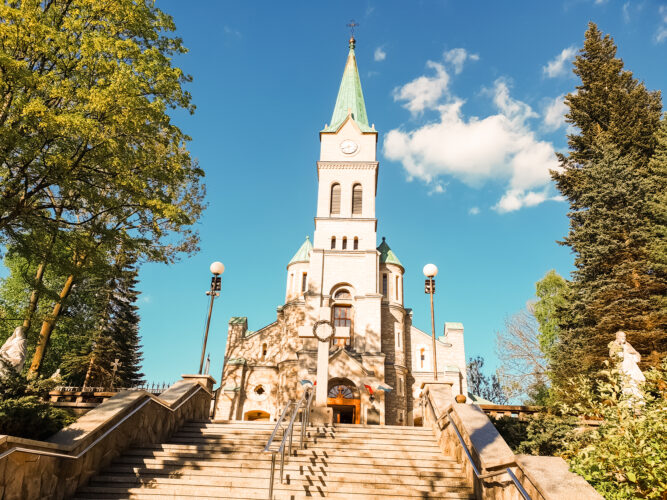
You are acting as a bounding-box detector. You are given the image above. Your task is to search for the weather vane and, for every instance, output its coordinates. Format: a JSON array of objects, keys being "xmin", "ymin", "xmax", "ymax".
[{"xmin": 346, "ymin": 20, "xmax": 359, "ymax": 37}]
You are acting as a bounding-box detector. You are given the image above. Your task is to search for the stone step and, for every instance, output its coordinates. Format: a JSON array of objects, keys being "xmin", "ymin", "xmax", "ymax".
[
  {"xmin": 168, "ymin": 435, "xmax": 443, "ymax": 451},
  {"xmin": 172, "ymin": 430, "xmax": 439, "ymax": 445},
  {"xmin": 194, "ymin": 421, "xmax": 435, "ymax": 436},
  {"xmin": 76, "ymin": 482, "xmax": 474, "ymax": 499},
  {"xmin": 113, "ymin": 456, "xmax": 461, "ymax": 474},
  {"xmin": 103, "ymin": 464, "xmax": 465, "ymax": 484},
  {"xmin": 127, "ymin": 445, "xmax": 450, "ymax": 461},
  {"xmin": 90, "ymin": 472, "xmax": 470, "ymax": 490}
]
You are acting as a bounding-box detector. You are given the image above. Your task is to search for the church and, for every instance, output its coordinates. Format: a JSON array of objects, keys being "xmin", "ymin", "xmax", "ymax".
[{"xmin": 215, "ymin": 37, "xmax": 468, "ymax": 426}]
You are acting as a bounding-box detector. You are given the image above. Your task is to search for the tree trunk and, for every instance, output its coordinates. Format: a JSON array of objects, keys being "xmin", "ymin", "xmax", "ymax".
[
  {"xmin": 27, "ymin": 273, "xmax": 75, "ymax": 377},
  {"xmin": 22, "ymin": 260, "xmax": 47, "ymax": 332}
]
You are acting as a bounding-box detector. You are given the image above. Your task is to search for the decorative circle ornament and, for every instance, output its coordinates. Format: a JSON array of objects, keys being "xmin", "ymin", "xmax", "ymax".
[
  {"xmin": 340, "ymin": 140, "xmax": 358, "ymax": 155},
  {"xmin": 312, "ymin": 320, "xmax": 336, "ymax": 342}
]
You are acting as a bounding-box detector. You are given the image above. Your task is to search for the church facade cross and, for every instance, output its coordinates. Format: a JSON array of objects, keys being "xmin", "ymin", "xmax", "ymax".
[{"xmin": 346, "ymin": 20, "xmax": 359, "ymax": 37}]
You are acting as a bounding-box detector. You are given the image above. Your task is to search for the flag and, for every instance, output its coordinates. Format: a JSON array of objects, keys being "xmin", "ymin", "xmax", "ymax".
[
  {"xmin": 364, "ymin": 384, "xmax": 374, "ymax": 395},
  {"xmin": 376, "ymin": 383, "xmax": 393, "ymax": 393},
  {"xmin": 299, "ymin": 380, "xmax": 313, "ymax": 386}
]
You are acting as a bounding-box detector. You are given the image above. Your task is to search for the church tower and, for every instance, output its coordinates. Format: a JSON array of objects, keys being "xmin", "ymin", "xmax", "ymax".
[{"xmin": 216, "ymin": 37, "xmax": 467, "ymax": 427}]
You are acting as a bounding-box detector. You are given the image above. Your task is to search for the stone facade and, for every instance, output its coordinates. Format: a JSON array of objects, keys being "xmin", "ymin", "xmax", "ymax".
[{"xmin": 215, "ymin": 39, "xmax": 467, "ymax": 426}]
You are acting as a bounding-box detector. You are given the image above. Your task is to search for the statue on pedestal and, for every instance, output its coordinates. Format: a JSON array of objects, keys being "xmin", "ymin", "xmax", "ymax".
[
  {"xmin": 609, "ymin": 330, "xmax": 645, "ymax": 399},
  {"xmin": 0, "ymin": 326, "xmax": 28, "ymax": 377}
]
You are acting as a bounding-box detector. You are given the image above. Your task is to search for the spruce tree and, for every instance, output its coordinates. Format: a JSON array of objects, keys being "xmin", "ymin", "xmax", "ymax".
[{"xmin": 550, "ymin": 24, "xmax": 666, "ymax": 383}]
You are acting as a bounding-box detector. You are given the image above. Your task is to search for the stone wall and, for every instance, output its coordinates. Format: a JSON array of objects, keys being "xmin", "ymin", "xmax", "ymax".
[{"xmin": 0, "ymin": 375, "xmax": 213, "ymax": 500}]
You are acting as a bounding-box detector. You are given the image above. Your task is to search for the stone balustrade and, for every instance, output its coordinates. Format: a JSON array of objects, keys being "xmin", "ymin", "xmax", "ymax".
[
  {"xmin": 421, "ymin": 382, "xmax": 602, "ymax": 500},
  {"xmin": 0, "ymin": 374, "xmax": 215, "ymax": 500}
]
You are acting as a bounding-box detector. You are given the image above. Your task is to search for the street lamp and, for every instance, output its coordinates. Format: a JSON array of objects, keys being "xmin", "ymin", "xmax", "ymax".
[
  {"xmin": 423, "ymin": 263, "xmax": 438, "ymax": 381},
  {"xmin": 199, "ymin": 261, "xmax": 224, "ymax": 374}
]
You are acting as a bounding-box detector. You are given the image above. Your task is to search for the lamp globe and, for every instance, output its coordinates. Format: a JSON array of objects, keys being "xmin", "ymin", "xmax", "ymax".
[
  {"xmin": 422, "ymin": 263, "xmax": 438, "ymax": 278},
  {"xmin": 210, "ymin": 261, "xmax": 225, "ymax": 276}
]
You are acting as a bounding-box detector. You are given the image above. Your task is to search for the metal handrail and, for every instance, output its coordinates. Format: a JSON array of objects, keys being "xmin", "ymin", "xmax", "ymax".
[
  {"xmin": 420, "ymin": 394, "xmax": 531, "ymax": 500},
  {"xmin": 263, "ymin": 386, "xmax": 314, "ymax": 500}
]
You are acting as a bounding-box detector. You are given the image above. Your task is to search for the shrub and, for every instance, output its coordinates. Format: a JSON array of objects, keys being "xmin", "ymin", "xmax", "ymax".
[
  {"xmin": 0, "ymin": 396, "xmax": 75, "ymax": 440},
  {"xmin": 0, "ymin": 368, "xmax": 75, "ymax": 440}
]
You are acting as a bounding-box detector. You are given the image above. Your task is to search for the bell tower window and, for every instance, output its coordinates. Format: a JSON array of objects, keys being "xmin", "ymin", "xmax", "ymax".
[
  {"xmin": 342, "ymin": 237, "xmax": 347, "ymax": 250},
  {"xmin": 331, "ymin": 236, "xmax": 336, "ymax": 249},
  {"xmin": 330, "ymin": 183, "xmax": 341, "ymax": 215},
  {"xmin": 353, "ymin": 237, "xmax": 359, "ymax": 250},
  {"xmin": 301, "ymin": 273, "xmax": 308, "ymax": 293},
  {"xmin": 352, "ymin": 184, "xmax": 362, "ymax": 215},
  {"xmin": 382, "ymin": 274, "xmax": 388, "ymax": 297}
]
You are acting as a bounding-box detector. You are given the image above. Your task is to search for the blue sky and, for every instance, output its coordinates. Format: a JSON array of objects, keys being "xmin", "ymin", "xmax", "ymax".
[{"xmin": 131, "ymin": 1, "xmax": 667, "ymax": 384}]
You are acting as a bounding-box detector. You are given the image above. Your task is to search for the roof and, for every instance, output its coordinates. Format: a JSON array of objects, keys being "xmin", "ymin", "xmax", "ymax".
[
  {"xmin": 377, "ymin": 237, "xmax": 402, "ymax": 267},
  {"xmin": 322, "ymin": 38, "xmax": 373, "ymax": 133},
  {"xmin": 288, "ymin": 236, "xmax": 312, "ymax": 266}
]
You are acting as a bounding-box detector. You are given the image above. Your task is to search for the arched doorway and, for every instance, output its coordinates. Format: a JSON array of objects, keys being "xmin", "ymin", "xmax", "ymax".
[
  {"xmin": 327, "ymin": 378, "xmax": 360, "ymax": 424},
  {"xmin": 244, "ymin": 410, "xmax": 270, "ymax": 421}
]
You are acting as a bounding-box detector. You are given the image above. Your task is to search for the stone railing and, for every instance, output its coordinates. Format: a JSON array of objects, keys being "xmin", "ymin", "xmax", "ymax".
[
  {"xmin": 0, "ymin": 374, "xmax": 215, "ymax": 500},
  {"xmin": 421, "ymin": 382, "xmax": 602, "ymax": 500}
]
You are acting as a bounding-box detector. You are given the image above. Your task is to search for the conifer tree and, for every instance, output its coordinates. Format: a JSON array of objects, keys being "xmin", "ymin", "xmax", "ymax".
[{"xmin": 550, "ymin": 24, "xmax": 666, "ymax": 383}]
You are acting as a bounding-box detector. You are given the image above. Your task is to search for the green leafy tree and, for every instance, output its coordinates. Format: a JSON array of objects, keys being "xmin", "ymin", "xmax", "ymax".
[
  {"xmin": 533, "ymin": 270, "xmax": 569, "ymax": 364},
  {"xmin": 0, "ymin": 0, "xmax": 207, "ymax": 375},
  {"xmin": 550, "ymin": 23, "xmax": 666, "ymax": 383}
]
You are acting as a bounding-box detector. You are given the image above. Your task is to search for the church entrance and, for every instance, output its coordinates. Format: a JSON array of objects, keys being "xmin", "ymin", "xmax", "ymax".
[{"xmin": 327, "ymin": 378, "xmax": 361, "ymax": 424}]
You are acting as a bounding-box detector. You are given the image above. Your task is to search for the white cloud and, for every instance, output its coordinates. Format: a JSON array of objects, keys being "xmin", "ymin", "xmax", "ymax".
[
  {"xmin": 543, "ymin": 95, "xmax": 568, "ymax": 131},
  {"xmin": 542, "ymin": 46, "xmax": 577, "ymax": 78},
  {"xmin": 622, "ymin": 2, "xmax": 631, "ymax": 23},
  {"xmin": 223, "ymin": 26, "xmax": 241, "ymax": 38},
  {"xmin": 656, "ymin": 6, "xmax": 667, "ymax": 43},
  {"xmin": 443, "ymin": 48, "xmax": 479, "ymax": 74},
  {"xmin": 392, "ymin": 61, "xmax": 449, "ymax": 114},
  {"xmin": 384, "ymin": 79, "xmax": 562, "ymax": 212},
  {"xmin": 468, "ymin": 206, "xmax": 480, "ymax": 215},
  {"xmin": 595, "ymin": 0, "xmax": 607, "ymax": 4},
  {"xmin": 374, "ymin": 46, "xmax": 386, "ymax": 62}
]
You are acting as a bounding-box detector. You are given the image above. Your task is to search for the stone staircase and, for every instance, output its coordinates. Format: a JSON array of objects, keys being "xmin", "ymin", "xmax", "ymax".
[{"xmin": 72, "ymin": 420, "xmax": 475, "ymax": 499}]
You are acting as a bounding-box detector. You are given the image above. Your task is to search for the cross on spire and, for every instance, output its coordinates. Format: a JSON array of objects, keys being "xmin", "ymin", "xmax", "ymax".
[{"xmin": 346, "ymin": 19, "xmax": 359, "ymax": 37}]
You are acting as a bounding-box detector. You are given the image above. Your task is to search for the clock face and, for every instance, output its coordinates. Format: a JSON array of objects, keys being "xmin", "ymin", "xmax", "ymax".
[{"xmin": 340, "ymin": 140, "xmax": 358, "ymax": 155}]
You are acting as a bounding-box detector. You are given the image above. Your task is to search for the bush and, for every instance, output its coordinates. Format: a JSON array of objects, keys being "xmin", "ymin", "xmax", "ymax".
[
  {"xmin": 0, "ymin": 396, "xmax": 75, "ymax": 440},
  {"xmin": 0, "ymin": 368, "xmax": 75, "ymax": 440},
  {"xmin": 563, "ymin": 361, "xmax": 667, "ymax": 499}
]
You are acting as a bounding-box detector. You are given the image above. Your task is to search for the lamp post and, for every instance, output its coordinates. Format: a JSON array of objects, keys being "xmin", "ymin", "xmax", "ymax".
[
  {"xmin": 423, "ymin": 263, "xmax": 438, "ymax": 381},
  {"xmin": 199, "ymin": 261, "xmax": 224, "ymax": 374}
]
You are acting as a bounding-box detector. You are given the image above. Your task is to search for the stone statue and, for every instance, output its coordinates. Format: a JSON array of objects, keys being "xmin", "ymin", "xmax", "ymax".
[
  {"xmin": 609, "ymin": 330, "xmax": 645, "ymax": 399},
  {"xmin": 0, "ymin": 326, "xmax": 28, "ymax": 377}
]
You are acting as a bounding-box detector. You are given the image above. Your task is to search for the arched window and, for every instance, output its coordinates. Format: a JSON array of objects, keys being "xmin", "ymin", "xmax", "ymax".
[
  {"xmin": 330, "ymin": 183, "xmax": 341, "ymax": 215},
  {"xmin": 353, "ymin": 237, "xmax": 359, "ymax": 250},
  {"xmin": 352, "ymin": 184, "xmax": 362, "ymax": 215},
  {"xmin": 342, "ymin": 237, "xmax": 347, "ymax": 250},
  {"xmin": 334, "ymin": 289, "xmax": 351, "ymax": 300},
  {"xmin": 420, "ymin": 347, "xmax": 426, "ymax": 369},
  {"xmin": 261, "ymin": 343, "xmax": 267, "ymax": 360},
  {"xmin": 331, "ymin": 236, "xmax": 336, "ymax": 249}
]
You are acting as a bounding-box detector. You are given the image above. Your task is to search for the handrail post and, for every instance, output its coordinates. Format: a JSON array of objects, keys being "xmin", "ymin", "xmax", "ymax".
[{"xmin": 268, "ymin": 452, "xmax": 276, "ymax": 500}]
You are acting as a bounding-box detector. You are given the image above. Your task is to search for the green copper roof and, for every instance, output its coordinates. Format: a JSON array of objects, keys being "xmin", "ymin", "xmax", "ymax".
[
  {"xmin": 377, "ymin": 237, "xmax": 402, "ymax": 267},
  {"xmin": 322, "ymin": 38, "xmax": 373, "ymax": 133},
  {"xmin": 288, "ymin": 236, "xmax": 312, "ymax": 266}
]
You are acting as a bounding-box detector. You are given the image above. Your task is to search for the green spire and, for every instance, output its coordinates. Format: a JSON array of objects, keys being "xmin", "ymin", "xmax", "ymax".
[
  {"xmin": 288, "ymin": 236, "xmax": 313, "ymax": 266},
  {"xmin": 377, "ymin": 237, "xmax": 402, "ymax": 267},
  {"xmin": 323, "ymin": 37, "xmax": 373, "ymax": 133}
]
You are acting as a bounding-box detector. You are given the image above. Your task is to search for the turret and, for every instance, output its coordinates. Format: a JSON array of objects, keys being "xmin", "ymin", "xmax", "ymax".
[{"xmin": 286, "ymin": 236, "xmax": 312, "ymax": 301}]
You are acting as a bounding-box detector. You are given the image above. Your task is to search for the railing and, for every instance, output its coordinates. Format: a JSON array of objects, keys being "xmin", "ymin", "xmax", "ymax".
[
  {"xmin": 263, "ymin": 386, "xmax": 315, "ymax": 500},
  {"xmin": 420, "ymin": 395, "xmax": 532, "ymax": 500}
]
